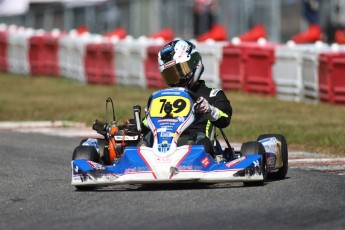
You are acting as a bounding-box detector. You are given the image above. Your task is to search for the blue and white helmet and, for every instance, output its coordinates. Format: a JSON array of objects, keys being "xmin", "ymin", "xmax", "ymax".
[{"xmin": 158, "ymin": 40, "xmax": 204, "ymax": 88}]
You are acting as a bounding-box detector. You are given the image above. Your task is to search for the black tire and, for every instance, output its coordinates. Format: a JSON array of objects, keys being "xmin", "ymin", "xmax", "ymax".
[
  {"xmin": 97, "ymin": 138, "xmax": 110, "ymax": 165},
  {"xmin": 72, "ymin": 145, "xmax": 100, "ymax": 162},
  {"xmin": 257, "ymin": 134, "xmax": 288, "ymax": 180},
  {"xmin": 78, "ymin": 138, "xmax": 110, "ymax": 165},
  {"xmin": 240, "ymin": 141, "xmax": 266, "ymax": 186},
  {"xmin": 72, "ymin": 145, "xmax": 100, "ymax": 191}
]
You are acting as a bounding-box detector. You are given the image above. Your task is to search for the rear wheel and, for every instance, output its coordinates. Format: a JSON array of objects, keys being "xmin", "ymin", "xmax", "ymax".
[
  {"xmin": 257, "ymin": 134, "xmax": 288, "ymax": 180},
  {"xmin": 72, "ymin": 146, "xmax": 100, "ymax": 191},
  {"xmin": 240, "ymin": 141, "xmax": 266, "ymax": 186}
]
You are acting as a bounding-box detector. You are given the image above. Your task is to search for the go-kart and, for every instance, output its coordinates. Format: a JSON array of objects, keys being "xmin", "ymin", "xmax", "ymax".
[{"xmin": 71, "ymin": 88, "xmax": 288, "ymax": 190}]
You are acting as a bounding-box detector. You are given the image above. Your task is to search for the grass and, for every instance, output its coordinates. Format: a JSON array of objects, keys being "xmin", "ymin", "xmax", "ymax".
[{"xmin": 1, "ymin": 72, "xmax": 344, "ymax": 156}]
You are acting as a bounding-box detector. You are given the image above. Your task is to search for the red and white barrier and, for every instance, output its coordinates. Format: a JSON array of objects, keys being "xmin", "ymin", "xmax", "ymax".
[
  {"xmin": 301, "ymin": 44, "xmax": 332, "ymax": 103},
  {"xmin": 114, "ymin": 37, "xmax": 158, "ymax": 88},
  {"xmin": 84, "ymin": 40, "xmax": 115, "ymax": 85},
  {"xmin": 42, "ymin": 30, "xmax": 61, "ymax": 76},
  {"xmin": 8, "ymin": 26, "xmax": 33, "ymax": 75},
  {"xmin": 273, "ymin": 44, "xmax": 327, "ymax": 102},
  {"xmin": 318, "ymin": 49, "xmax": 345, "ymax": 105},
  {"xmin": 195, "ymin": 40, "xmax": 228, "ymax": 89},
  {"xmin": 0, "ymin": 24, "xmax": 9, "ymax": 72},
  {"xmin": 220, "ymin": 40, "xmax": 278, "ymax": 95},
  {"xmin": 2, "ymin": 24, "xmax": 345, "ymax": 106}
]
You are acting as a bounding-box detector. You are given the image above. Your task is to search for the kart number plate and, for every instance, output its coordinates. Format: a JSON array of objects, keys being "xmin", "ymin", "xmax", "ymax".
[{"xmin": 150, "ymin": 96, "xmax": 191, "ymax": 117}]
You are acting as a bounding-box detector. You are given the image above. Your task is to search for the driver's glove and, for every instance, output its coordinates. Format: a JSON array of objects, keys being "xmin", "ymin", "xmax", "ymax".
[{"xmin": 194, "ymin": 97, "xmax": 219, "ymax": 121}]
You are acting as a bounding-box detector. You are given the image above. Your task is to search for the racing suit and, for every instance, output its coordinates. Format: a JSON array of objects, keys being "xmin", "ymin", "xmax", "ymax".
[{"xmin": 178, "ymin": 80, "xmax": 232, "ymax": 156}]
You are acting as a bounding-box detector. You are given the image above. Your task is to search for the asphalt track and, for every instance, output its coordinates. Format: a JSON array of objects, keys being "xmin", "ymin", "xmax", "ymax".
[{"xmin": 0, "ymin": 130, "xmax": 345, "ymax": 230}]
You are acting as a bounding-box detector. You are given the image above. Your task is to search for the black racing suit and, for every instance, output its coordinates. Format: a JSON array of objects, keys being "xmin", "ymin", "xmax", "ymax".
[
  {"xmin": 186, "ymin": 80, "xmax": 232, "ymax": 135},
  {"xmin": 178, "ymin": 80, "xmax": 232, "ymax": 156}
]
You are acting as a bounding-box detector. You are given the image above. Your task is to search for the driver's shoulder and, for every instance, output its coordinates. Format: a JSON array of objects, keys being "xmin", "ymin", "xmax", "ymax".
[{"xmin": 209, "ymin": 88, "xmax": 222, "ymax": 97}]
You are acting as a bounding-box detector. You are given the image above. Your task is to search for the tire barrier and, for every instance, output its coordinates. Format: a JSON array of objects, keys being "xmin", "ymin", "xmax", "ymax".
[{"xmin": 2, "ymin": 24, "xmax": 345, "ymax": 106}]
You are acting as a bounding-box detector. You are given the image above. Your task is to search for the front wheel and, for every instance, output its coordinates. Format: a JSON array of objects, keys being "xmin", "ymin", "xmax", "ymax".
[
  {"xmin": 257, "ymin": 134, "xmax": 288, "ymax": 180},
  {"xmin": 240, "ymin": 141, "xmax": 266, "ymax": 186},
  {"xmin": 72, "ymin": 146, "xmax": 100, "ymax": 191}
]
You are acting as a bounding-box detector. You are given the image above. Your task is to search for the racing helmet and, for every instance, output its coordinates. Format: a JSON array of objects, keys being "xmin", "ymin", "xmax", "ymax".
[{"xmin": 158, "ymin": 40, "xmax": 204, "ymax": 88}]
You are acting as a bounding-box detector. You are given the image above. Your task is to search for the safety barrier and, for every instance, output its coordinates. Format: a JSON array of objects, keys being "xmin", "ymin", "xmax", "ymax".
[
  {"xmin": 301, "ymin": 45, "xmax": 332, "ymax": 103},
  {"xmin": 220, "ymin": 43, "xmax": 245, "ymax": 90},
  {"xmin": 58, "ymin": 32, "xmax": 104, "ymax": 82},
  {"xmin": 84, "ymin": 41, "xmax": 115, "ymax": 85},
  {"xmin": 8, "ymin": 28, "xmax": 33, "ymax": 75},
  {"xmin": 318, "ymin": 51, "xmax": 345, "ymax": 105},
  {"xmin": 273, "ymin": 44, "xmax": 322, "ymax": 101},
  {"xmin": 145, "ymin": 44, "xmax": 167, "ymax": 89},
  {"xmin": 197, "ymin": 41, "xmax": 227, "ymax": 89},
  {"xmin": 28, "ymin": 30, "xmax": 61, "ymax": 76},
  {"xmin": 220, "ymin": 41, "xmax": 278, "ymax": 95},
  {"xmin": 43, "ymin": 32, "xmax": 60, "ymax": 76},
  {"xmin": 0, "ymin": 28, "xmax": 8, "ymax": 72},
  {"xmin": 243, "ymin": 42, "xmax": 278, "ymax": 95},
  {"xmin": 68, "ymin": 35, "xmax": 88, "ymax": 82},
  {"xmin": 2, "ymin": 24, "xmax": 345, "ymax": 107},
  {"xmin": 114, "ymin": 38, "xmax": 156, "ymax": 87},
  {"xmin": 29, "ymin": 32, "xmax": 46, "ymax": 75}
]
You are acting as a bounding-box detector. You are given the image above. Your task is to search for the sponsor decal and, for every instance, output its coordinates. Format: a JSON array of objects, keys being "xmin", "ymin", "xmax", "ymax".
[
  {"xmin": 114, "ymin": 135, "xmax": 138, "ymax": 141},
  {"xmin": 266, "ymin": 156, "xmax": 276, "ymax": 167},
  {"xmin": 201, "ymin": 156, "xmax": 210, "ymax": 167},
  {"xmin": 158, "ymin": 119, "xmax": 178, "ymax": 123},
  {"xmin": 177, "ymin": 165, "xmax": 202, "ymax": 171},
  {"xmin": 161, "ymin": 91, "xmax": 181, "ymax": 95},
  {"xmin": 178, "ymin": 165, "xmax": 193, "ymax": 170},
  {"xmin": 157, "ymin": 128, "xmax": 167, "ymax": 132},
  {"xmin": 160, "ymin": 132, "xmax": 171, "ymax": 137},
  {"xmin": 124, "ymin": 167, "xmax": 148, "ymax": 174},
  {"xmin": 175, "ymin": 40, "xmax": 189, "ymax": 58},
  {"xmin": 87, "ymin": 161, "xmax": 105, "ymax": 170},
  {"xmin": 103, "ymin": 173, "xmax": 118, "ymax": 181},
  {"xmin": 177, "ymin": 116, "xmax": 185, "ymax": 122},
  {"xmin": 155, "ymin": 156, "xmax": 172, "ymax": 163},
  {"xmin": 124, "ymin": 167, "xmax": 137, "ymax": 173},
  {"xmin": 164, "ymin": 60, "xmax": 176, "ymax": 69},
  {"xmin": 225, "ymin": 156, "xmax": 246, "ymax": 168}
]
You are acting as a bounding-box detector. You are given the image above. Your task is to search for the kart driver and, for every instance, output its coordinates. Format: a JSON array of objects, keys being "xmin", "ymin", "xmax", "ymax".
[{"xmin": 143, "ymin": 39, "xmax": 232, "ymax": 158}]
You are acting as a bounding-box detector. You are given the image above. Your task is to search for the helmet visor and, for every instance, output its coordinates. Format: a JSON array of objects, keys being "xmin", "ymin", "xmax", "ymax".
[
  {"xmin": 161, "ymin": 52, "xmax": 201, "ymax": 86},
  {"xmin": 161, "ymin": 61, "xmax": 193, "ymax": 86}
]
